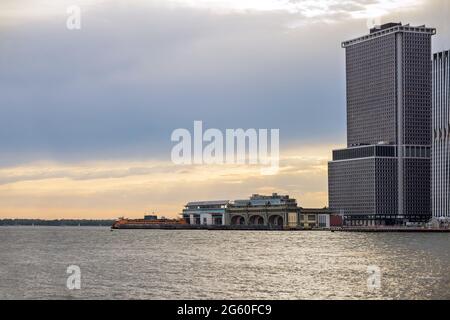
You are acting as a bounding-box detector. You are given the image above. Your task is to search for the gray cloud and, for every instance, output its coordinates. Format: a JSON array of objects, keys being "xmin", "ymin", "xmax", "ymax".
[{"xmin": 0, "ymin": 0, "xmax": 448, "ymax": 167}]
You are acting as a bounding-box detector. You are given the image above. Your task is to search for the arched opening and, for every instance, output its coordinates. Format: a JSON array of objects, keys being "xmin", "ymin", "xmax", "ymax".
[
  {"xmin": 231, "ymin": 215, "xmax": 245, "ymax": 225},
  {"xmin": 249, "ymin": 215, "xmax": 265, "ymax": 225},
  {"xmin": 269, "ymin": 215, "xmax": 283, "ymax": 226}
]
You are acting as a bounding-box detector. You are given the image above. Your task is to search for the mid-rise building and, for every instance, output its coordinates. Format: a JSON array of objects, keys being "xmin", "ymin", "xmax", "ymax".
[
  {"xmin": 182, "ymin": 200, "xmax": 229, "ymax": 226},
  {"xmin": 432, "ymin": 50, "xmax": 450, "ymax": 220},
  {"xmin": 299, "ymin": 208, "xmax": 334, "ymax": 229},
  {"xmin": 329, "ymin": 23, "xmax": 435, "ymax": 224}
]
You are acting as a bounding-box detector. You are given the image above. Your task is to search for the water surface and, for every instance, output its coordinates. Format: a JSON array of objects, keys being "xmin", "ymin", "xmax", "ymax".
[{"xmin": 0, "ymin": 227, "xmax": 449, "ymax": 299}]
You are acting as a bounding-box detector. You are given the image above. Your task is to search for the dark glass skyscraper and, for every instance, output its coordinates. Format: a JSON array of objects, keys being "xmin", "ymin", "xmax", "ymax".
[{"xmin": 329, "ymin": 23, "xmax": 435, "ymax": 225}]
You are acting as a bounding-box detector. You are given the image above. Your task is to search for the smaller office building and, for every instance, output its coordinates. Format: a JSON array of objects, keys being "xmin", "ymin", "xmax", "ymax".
[{"xmin": 299, "ymin": 208, "xmax": 335, "ymax": 229}]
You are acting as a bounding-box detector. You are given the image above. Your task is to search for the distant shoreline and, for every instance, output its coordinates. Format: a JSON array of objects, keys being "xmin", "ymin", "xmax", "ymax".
[{"xmin": 0, "ymin": 219, "xmax": 115, "ymax": 227}]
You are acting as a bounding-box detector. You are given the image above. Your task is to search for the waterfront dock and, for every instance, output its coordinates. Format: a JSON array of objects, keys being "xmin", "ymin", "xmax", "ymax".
[
  {"xmin": 112, "ymin": 224, "xmax": 450, "ymax": 232},
  {"xmin": 331, "ymin": 227, "xmax": 450, "ymax": 233}
]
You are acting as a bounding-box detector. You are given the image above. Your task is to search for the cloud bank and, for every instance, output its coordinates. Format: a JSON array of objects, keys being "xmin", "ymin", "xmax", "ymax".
[
  {"xmin": 0, "ymin": 145, "xmax": 332, "ymax": 218},
  {"xmin": 0, "ymin": 0, "xmax": 448, "ymax": 218}
]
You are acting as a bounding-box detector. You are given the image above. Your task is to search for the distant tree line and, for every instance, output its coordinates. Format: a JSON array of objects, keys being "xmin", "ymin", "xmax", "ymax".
[{"xmin": 0, "ymin": 219, "xmax": 116, "ymax": 226}]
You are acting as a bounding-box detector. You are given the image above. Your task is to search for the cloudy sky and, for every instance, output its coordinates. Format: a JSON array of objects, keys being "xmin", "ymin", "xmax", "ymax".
[{"xmin": 1, "ymin": 0, "xmax": 449, "ymax": 219}]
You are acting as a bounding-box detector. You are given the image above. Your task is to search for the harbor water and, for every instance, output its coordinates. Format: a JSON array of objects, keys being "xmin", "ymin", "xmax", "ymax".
[{"xmin": 0, "ymin": 227, "xmax": 449, "ymax": 300}]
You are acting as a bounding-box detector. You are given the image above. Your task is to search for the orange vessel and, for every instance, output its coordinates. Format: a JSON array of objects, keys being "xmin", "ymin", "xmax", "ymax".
[{"xmin": 112, "ymin": 217, "xmax": 188, "ymax": 229}]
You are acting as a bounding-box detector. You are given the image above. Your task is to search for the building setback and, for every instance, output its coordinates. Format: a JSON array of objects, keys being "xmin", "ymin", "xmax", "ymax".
[
  {"xmin": 432, "ymin": 50, "xmax": 450, "ymax": 219},
  {"xmin": 329, "ymin": 23, "xmax": 435, "ymax": 225}
]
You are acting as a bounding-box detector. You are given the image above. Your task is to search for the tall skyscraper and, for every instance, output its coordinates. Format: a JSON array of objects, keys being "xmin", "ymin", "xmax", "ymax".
[
  {"xmin": 329, "ymin": 23, "xmax": 435, "ymax": 225},
  {"xmin": 432, "ymin": 50, "xmax": 450, "ymax": 220}
]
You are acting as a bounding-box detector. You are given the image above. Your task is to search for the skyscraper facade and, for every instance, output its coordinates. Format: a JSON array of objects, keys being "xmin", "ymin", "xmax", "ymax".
[
  {"xmin": 432, "ymin": 50, "xmax": 450, "ymax": 219},
  {"xmin": 329, "ymin": 23, "xmax": 435, "ymax": 225}
]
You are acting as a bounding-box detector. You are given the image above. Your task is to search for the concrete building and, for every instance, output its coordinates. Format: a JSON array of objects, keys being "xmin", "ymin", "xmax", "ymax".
[
  {"xmin": 299, "ymin": 208, "xmax": 333, "ymax": 229},
  {"xmin": 432, "ymin": 50, "xmax": 450, "ymax": 221},
  {"xmin": 182, "ymin": 200, "xmax": 229, "ymax": 226},
  {"xmin": 329, "ymin": 23, "xmax": 435, "ymax": 225},
  {"xmin": 181, "ymin": 194, "xmax": 337, "ymax": 229}
]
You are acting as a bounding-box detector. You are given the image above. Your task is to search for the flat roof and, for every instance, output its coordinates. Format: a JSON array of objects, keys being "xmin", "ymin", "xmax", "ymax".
[
  {"xmin": 301, "ymin": 208, "xmax": 332, "ymax": 213},
  {"xmin": 342, "ymin": 23, "xmax": 436, "ymax": 48},
  {"xmin": 186, "ymin": 200, "xmax": 229, "ymax": 206}
]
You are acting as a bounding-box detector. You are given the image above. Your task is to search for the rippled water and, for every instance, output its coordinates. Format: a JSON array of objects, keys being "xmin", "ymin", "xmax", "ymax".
[{"xmin": 0, "ymin": 227, "xmax": 449, "ymax": 300}]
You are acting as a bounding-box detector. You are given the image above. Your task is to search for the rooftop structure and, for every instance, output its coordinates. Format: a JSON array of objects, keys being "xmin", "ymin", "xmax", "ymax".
[
  {"xmin": 232, "ymin": 193, "xmax": 297, "ymax": 207},
  {"xmin": 343, "ymin": 22, "xmax": 436, "ymax": 48}
]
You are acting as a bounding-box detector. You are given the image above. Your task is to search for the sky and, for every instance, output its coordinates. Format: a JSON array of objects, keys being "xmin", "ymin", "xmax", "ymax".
[{"xmin": 1, "ymin": 0, "xmax": 449, "ymax": 219}]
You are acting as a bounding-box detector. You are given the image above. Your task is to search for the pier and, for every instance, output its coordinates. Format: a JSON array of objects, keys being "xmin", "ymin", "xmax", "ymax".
[{"xmin": 331, "ymin": 227, "xmax": 450, "ymax": 233}]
